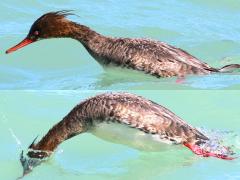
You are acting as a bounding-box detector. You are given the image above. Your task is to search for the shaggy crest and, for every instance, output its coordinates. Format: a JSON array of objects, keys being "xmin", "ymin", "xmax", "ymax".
[{"xmin": 38, "ymin": 10, "xmax": 76, "ymax": 21}]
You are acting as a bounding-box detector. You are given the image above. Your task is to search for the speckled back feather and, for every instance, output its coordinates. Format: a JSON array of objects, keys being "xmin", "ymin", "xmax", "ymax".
[{"xmin": 28, "ymin": 92, "xmax": 208, "ymax": 157}]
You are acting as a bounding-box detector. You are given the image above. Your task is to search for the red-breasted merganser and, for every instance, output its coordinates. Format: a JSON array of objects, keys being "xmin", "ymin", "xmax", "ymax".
[
  {"xmin": 20, "ymin": 92, "xmax": 234, "ymax": 176},
  {"xmin": 6, "ymin": 11, "xmax": 240, "ymax": 78}
]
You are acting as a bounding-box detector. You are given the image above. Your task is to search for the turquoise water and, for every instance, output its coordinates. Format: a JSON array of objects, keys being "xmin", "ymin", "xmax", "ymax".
[
  {"xmin": 1, "ymin": 0, "xmax": 240, "ymax": 89},
  {"xmin": 1, "ymin": 1, "xmax": 240, "ymax": 180},
  {"xmin": 0, "ymin": 90, "xmax": 240, "ymax": 179}
]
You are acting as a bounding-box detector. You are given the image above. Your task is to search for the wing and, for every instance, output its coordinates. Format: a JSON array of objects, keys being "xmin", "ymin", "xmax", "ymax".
[
  {"xmin": 117, "ymin": 38, "xmax": 214, "ymax": 71},
  {"xmin": 95, "ymin": 93, "xmax": 208, "ymax": 144}
]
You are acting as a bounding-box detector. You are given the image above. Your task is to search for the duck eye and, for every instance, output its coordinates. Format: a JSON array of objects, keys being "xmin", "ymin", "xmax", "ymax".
[{"xmin": 34, "ymin": 31, "xmax": 39, "ymax": 36}]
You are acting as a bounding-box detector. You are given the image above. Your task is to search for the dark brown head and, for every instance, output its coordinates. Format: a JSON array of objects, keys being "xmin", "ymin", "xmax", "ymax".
[
  {"xmin": 20, "ymin": 136, "xmax": 51, "ymax": 176},
  {"xmin": 6, "ymin": 10, "xmax": 75, "ymax": 54}
]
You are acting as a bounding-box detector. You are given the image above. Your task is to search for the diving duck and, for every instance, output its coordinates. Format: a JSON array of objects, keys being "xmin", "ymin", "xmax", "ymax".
[
  {"xmin": 6, "ymin": 11, "xmax": 240, "ymax": 78},
  {"xmin": 20, "ymin": 92, "xmax": 234, "ymax": 176}
]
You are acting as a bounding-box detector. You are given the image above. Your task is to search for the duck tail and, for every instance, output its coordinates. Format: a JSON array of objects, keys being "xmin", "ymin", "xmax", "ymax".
[
  {"xmin": 183, "ymin": 141, "xmax": 236, "ymax": 160},
  {"xmin": 218, "ymin": 64, "xmax": 240, "ymax": 73}
]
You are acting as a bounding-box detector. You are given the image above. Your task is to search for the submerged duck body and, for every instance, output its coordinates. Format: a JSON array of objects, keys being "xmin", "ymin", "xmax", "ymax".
[
  {"xmin": 20, "ymin": 92, "xmax": 234, "ymax": 176},
  {"xmin": 6, "ymin": 11, "xmax": 240, "ymax": 78}
]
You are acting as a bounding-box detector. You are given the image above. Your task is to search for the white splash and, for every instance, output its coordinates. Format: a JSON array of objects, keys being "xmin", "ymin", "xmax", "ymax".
[
  {"xmin": 56, "ymin": 149, "xmax": 64, "ymax": 154},
  {"xmin": 198, "ymin": 127, "xmax": 239, "ymax": 156},
  {"xmin": 9, "ymin": 128, "xmax": 22, "ymax": 146}
]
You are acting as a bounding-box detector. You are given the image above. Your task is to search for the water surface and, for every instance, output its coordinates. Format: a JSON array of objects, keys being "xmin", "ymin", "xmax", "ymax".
[
  {"xmin": 1, "ymin": 0, "xmax": 240, "ymax": 89},
  {"xmin": 0, "ymin": 90, "xmax": 239, "ymax": 179}
]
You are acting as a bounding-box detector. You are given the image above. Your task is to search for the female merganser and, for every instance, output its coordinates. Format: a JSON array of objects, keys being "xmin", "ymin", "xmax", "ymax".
[
  {"xmin": 6, "ymin": 11, "xmax": 240, "ymax": 78},
  {"xmin": 20, "ymin": 92, "xmax": 234, "ymax": 176}
]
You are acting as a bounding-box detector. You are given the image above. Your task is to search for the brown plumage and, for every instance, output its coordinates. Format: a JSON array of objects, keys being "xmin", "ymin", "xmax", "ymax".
[
  {"xmin": 28, "ymin": 92, "xmax": 208, "ymax": 154},
  {"xmin": 6, "ymin": 11, "xmax": 240, "ymax": 77},
  {"xmin": 20, "ymin": 92, "xmax": 234, "ymax": 176}
]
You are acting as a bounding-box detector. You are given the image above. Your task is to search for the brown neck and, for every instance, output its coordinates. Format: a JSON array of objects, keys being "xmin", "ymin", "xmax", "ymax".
[
  {"xmin": 29, "ymin": 104, "xmax": 90, "ymax": 154},
  {"xmin": 68, "ymin": 22, "xmax": 103, "ymax": 45}
]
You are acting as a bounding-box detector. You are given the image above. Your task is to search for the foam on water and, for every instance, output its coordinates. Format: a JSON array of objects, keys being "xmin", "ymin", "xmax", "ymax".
[{"xmin": 198, "ymin": 127, "xmax": 240, "ymax": 157}]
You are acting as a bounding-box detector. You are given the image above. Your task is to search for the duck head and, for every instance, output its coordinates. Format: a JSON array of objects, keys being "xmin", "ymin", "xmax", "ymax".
[
  {"xmin": 6, "ymin": 10, "xmax": 75, "ymax": 54},
  {"xmin": 20, "ymin": 136, "xmax": 51, "ymax": 177}
]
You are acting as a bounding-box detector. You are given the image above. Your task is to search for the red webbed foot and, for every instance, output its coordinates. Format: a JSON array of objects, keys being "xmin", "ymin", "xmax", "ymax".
[{"xmin": 183, "ymin": 142, "xmax": 236, "ymax": 160}]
